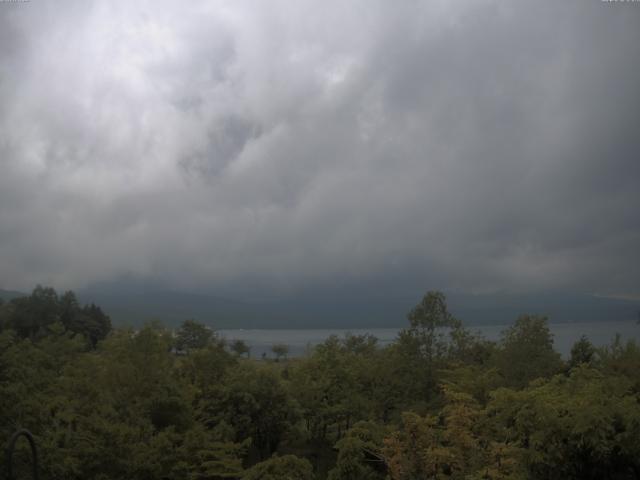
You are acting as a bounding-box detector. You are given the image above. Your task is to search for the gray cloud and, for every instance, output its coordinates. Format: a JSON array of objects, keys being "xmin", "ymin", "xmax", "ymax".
[{"xmin": 0, "ymin": 0, "xmax": 639, "ymax": 298}]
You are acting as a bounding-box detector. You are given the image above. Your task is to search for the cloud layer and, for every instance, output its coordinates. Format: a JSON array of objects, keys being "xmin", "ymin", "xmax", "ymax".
[{"xmin": 1, "ymin": 0, "xmax": 639, "ymax": 297}]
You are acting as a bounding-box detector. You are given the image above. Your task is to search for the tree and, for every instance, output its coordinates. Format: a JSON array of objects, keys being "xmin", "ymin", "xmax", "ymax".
[
  {"xmin": 342, "ymin": 333, "xmax": 378, "ymax": 355},
  {"xmin": 271, "ymin": 343, "xmax": 289, "ymax": 362},
  {"xmin": 134, "ymin": 425, "xmax": 247, "ymax": 480},
  {"xmin": 383, "ymin": 388, "xmax": 524, "ymax": 480},
  {"xmin": 328, "ymin": 422, "xmax": 386, "ymax": 480},
  {"xmin": 568, "ymin": 335, "xmax": 596, "ymax": 369},
  {"xmin": 180, "ymin": 344, "xmax": 236, "ymax": 400},
  {"xmin": 402, "ymin": 291, "xmax": 459, "ymax": 362},
  {"xmin": 80, "ymin": 303, "xmax": 112, "ymax": 346},
  {"xmin": 204, "ymin": 364, "xmax": 297, "ymax": 458},
  {"xmin": 242, "ymin": 454, "xmax": 314, "ymax": 480},
  {"xmin": 597, "ymin": 336, "xmax": 640, "ymax": 392},
  {"xmin": 3, "ymin": 288, "xmax": 111, "ymax": 348},
  {"xmin": 488, "ymin": 367, "xmax": 640, "ymax": 479},
  {"xmin": 59, "ymin": 290, "xmax": 80, "ymax": 328},
  {"xmin": 495, "ymin": 315, "xmax": 563, "ymax": 388},
  {"xmin": 231, "ymin": 339, "xmax": 251, "ymax": 358},
  {"xmin": 59, "ymin": 291, "xmax": 112, "ymax": 348},
  {"xmin": 391, "ymin": 291, "xmax": 467, "ymax": 405},
  {"xmin": 175, "ymin": 319, "xmax": 214, "ymax": 352},
  {"xmin": 8, "ymin": 285, "xmax": 60, "ymax": 339}
]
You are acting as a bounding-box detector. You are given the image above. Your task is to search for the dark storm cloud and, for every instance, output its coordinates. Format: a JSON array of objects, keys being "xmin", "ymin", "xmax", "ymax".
[{"xmin": 0, "ymin": 0, "xmax": 638, "ymax": 297}]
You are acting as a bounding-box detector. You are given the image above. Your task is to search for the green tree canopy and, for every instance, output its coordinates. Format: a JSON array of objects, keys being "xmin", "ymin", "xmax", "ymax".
[
  {"xmin": 242, "ymin": 454, "xmax": 314, "ymax": 480},
  {"xmin": 569, "ymin": 335, "xmax": 597, "ymax": 369},
  {"xmin": 271, "ymin": 343, "xmax": 289, "ymax": 361},
  {"xmin": 175, "ymin": 319, "xmax": 215, "ymax": 352},
  {"xmin": 231, "ymin": 339, "xmax": 251, "ymax": 357},
  {"xmin": 495, "ymin": 314, "xmax": 563, "ymax": 388}
]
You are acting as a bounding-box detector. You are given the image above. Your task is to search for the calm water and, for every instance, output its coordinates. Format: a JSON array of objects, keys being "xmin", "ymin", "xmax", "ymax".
[{"xmin": 219, "ymin": 321, "xmax": 640, "ymax": 359}]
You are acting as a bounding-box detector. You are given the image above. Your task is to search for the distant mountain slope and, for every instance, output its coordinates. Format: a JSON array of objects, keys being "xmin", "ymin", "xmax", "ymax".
[
  {"xmin": 447, "ymin": 292, "xmax": 640, "ymax": 326},
  {"xmin": 78, "ymin": 286, "xmax": 640, "ymax": 329},
  {"xmin": 77, "ymin": 290, "xmax": 258, "ymax": 328},
  {"xmin": 0, "ymin": 289, "xmax": 26, "ymax": 302}
]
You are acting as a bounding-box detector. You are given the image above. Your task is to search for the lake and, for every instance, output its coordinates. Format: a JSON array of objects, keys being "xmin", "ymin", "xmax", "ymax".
[{"xmin": 219, "ymin": 320, "xmax": 640, "ymax": 359}]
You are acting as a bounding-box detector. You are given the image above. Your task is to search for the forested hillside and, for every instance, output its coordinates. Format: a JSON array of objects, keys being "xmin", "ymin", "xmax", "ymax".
[{"xmin": 1, "ymin": 287, "xmax": 639, "ymax": 479}]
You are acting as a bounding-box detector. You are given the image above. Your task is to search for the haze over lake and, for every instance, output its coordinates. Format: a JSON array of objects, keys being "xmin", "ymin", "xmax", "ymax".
[{"xmin": 220, "ymin": 320, "xmax": 640, "ymax": 359}]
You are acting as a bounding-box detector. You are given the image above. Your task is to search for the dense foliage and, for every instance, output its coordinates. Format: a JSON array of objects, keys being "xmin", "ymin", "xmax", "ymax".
[{"xmin": 0, "ymin": 287, "xmax": 639, "ymax": 479}]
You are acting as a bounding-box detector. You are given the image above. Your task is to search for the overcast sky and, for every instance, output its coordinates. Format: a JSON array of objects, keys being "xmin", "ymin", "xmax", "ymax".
[{"xmin": 0, "ymin": 0, "xmax": 638, "ymax": 298}]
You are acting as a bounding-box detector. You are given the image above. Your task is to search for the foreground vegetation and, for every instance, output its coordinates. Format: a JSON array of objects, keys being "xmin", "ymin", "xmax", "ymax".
[{"xmin": 1, "ymin": 287, "xmax": 639, "ymax": 479}]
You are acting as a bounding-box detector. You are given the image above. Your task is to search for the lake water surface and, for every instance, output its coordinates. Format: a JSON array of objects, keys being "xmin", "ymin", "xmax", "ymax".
[{"xmin": 220, "ymin": 320, "xmax": 640, "ymax": 359}]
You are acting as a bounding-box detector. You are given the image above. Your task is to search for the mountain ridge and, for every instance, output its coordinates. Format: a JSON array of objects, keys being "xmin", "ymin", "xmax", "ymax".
[
  {"xmin": 3, "ymin": 286, "xmax": 638, "ymax": 329},
  {"xmin": 78, "ymin": 287, "xmax": 640, "ymax": 329}
]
